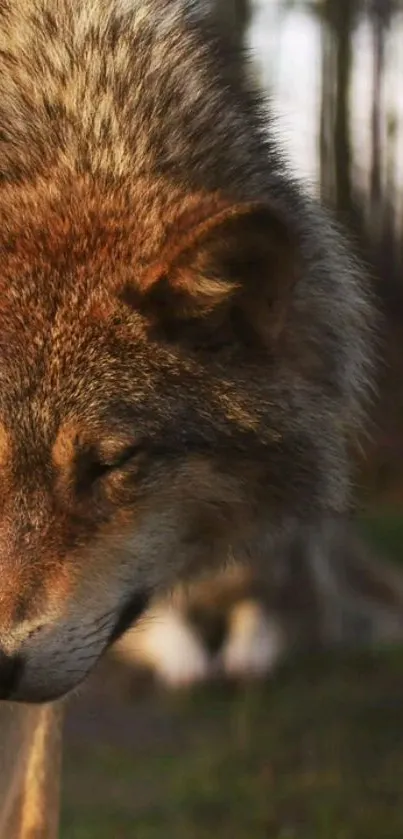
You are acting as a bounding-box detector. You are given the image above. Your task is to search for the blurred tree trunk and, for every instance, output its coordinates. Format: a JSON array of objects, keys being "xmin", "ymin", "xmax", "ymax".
[
  {"xmin": 368, "ymin": 0, "xmax": 402, "ymax": 296},
  {"xmin": 333, "ymin": 0, "xmax": 354, "ymax": 219},
  {"xmin": 319, "ymin": 0, "xmax": 356, "ymax": 223},
  {"xmin": 319, "ymin": 18, "xmax": 336, "ymax": 202}
]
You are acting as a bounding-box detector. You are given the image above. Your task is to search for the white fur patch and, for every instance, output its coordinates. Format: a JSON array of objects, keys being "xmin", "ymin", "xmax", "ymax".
[
  {"xmin": 220, "ymin": 600, "xmax": 285, "ymax": 679},
  {"xmin": 114, "ymin": 605, "xmax": 212, "ymax": 687}
]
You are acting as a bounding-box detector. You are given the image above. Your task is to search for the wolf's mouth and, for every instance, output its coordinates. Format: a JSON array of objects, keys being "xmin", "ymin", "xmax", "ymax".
[
  {"xmin": 108, "ymin": 590, "xmax": 150, "ymax": 646},
  {"xmin": 0, "ymin": 591, "xmax": 151, "ymax": 704}
]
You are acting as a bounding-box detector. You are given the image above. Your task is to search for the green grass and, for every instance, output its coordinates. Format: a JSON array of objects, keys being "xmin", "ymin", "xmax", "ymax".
[
  {"xmin": 359, "ymin": 509, "xmax": 403, "ymax": 563},
  {"xmin": 61, "ymin": 512, "xmax": 403, "ymax": 839},
  {"xmin": 62, "ymin": 649, "xmax": 403, "ymax": 839}
]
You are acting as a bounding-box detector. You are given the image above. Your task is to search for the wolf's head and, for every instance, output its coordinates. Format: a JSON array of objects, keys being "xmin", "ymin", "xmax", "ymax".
[
  {"xmin": 0, "ymin": 0, "xmax": 373, "ymax": 701},
  {"xmin": 0, "ymin": 173, "xmax": 372, "ymax": 702}
]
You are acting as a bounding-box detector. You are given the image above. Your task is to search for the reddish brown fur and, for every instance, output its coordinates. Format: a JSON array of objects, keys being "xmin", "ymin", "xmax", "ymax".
[
  {"xmin": 0, "ymin": 173, "xmax": 368, "ymax": 703},
  {"xmin": 0, "ymin": 1, "xmax": 373, "ymax": 707}
]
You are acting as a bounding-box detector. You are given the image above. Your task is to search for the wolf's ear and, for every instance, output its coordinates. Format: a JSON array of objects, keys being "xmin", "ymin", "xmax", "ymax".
[{"xmin": 125, "ymin": 199, "xmax": 299, "ymax": 349}]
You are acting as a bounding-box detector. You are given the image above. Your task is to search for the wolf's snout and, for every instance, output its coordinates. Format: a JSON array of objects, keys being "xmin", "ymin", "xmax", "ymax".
[{"xmin": 0, "ymin": 619, "xmax": 49, "ymax": 699}]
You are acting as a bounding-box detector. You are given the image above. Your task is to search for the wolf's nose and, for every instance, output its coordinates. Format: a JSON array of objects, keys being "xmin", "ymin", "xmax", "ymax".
[{"xmin": 0, "ymin": 648, "xmax": 23, "ymax": 699}]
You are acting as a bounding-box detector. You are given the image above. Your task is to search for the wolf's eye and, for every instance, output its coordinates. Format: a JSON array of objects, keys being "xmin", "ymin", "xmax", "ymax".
[{"xmin": 80, "ymin": 442, "xmax": 143, "ymax": 486}]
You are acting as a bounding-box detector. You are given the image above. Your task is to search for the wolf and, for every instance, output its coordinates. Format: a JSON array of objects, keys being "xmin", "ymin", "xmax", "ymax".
[
  {"xmin": 0, "ymin": 0, "xmax": 374, "ymax": 833},
  {"xmin": 0, "ymin": 0, "xmax": 373, "ymax": 704}
]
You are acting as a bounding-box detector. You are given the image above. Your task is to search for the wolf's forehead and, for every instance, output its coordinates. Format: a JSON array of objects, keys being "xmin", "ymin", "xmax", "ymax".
[
  {"xmin": 0, "ymin": 300, "xmax": 103, "ymax": 377},
  {"xmin": 0, "ymin": 314, "xmax": 161, "ymax": 432}
]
